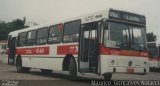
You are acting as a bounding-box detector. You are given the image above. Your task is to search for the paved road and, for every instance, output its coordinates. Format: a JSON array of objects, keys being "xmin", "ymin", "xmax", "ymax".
[{"xmin": 0, "ymin": 62, "xmax": 160, "ymax": 86}]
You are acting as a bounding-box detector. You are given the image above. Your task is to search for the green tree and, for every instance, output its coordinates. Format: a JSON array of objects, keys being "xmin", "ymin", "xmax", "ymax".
[
  {"xmin": 0, "ymin": 21, "xmax": 8, "ymax": 40},
  {"xmin": 0, "ymin": 17, "xmax": 27, "ymax": 40},
  {"xmin": 146, "ymin": 32, "xmax": 157, "ymax": 42}
]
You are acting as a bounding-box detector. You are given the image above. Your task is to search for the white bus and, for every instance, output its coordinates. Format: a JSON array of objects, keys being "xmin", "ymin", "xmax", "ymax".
[
  {"xmin": 7, "ymin": 9, "xmax": 149, "ymax": 80},
  {"xmin": 147, "ymin": 42, "xmax": 160, "ymax": 72}
]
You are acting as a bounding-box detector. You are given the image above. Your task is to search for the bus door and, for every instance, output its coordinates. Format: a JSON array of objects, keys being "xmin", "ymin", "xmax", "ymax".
[
  {"xmin": 79, "ymin": 22, "xmax": 99, "ymax": 73},
  {"xmin": 8, "ymin": 36, "xmax": 16, "ymax": 65}
]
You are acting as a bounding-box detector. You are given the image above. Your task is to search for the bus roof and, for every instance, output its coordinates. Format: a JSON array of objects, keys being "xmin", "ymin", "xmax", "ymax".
[{"xmin": 9, "ymin": 8, "xmax": 146, "ymax": 37}]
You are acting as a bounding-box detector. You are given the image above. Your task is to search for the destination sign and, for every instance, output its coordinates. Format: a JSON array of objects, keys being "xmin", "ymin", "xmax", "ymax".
[{"xmin": 109, "ymin": 9, "xmax": 146, "ymax": 25}]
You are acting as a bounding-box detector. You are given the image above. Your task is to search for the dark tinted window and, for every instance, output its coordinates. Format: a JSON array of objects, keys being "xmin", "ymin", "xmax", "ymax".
[
  {"xmin": 2, "ymin": 44, "xmax": 7, "ymax": 49},
  {"xmin": 48, "ymin": 24, "xmax": 63, "ymax": 44},
  {"xmin": 64, "ymin": 20, "xmax": 80, "ymax": 35},
  {"xmin": 36, "ymin": 27, "xmax": 49, "ymax": 45},
  {"xmin": 63, "ymin": 20, "xmax": 81, "ymax": 42},
  {"xmin": 26, "ymin": 30, "xmax": 36, "ymax": 46},
  {"xmin": 18, "ymin": 32, "xmax": 27, "ymax": 47}
]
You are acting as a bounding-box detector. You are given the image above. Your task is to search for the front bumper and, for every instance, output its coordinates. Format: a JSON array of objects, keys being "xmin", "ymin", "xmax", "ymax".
[{"xmin": 101, "ymin": 66, "xmax": 149, "ymax": 74}]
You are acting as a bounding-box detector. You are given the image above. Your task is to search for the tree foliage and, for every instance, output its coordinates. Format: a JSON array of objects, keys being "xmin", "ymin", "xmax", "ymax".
[
  {"xmin": 0, "ymin": 17, "xmax": 28, "ymax": 40},
  {"xmin": 146, "ymin": 32, "xmax": 157, "ymax": 42}
]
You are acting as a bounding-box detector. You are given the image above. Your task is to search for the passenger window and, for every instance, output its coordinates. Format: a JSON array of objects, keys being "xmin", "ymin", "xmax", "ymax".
[
  {"xmin": 18, "ymin": 32, "xmax": 27, "ymax": 47},
  {"xmin": 36, "ymin": 27, "xmax": 49, "ymax": 45},
  {"xmin": 26, "ymin": 30, "xmax": 36, "ymax": 46},
  {"xmin": 2, "ymin": 44, "xmax": 7, "ymax": 49},
  {"xmin": 63, "ymin": 20, "xmax": 81, "ymax": 43},
  {"xmin": 48, "ymin": 24, "xmax": 63, "ymax": 44}
]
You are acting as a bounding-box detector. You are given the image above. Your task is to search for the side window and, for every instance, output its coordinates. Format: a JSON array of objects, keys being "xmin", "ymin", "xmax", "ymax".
[
  {"xmin": 48, "ymin": 24, "xmax": 63, "ymax": 44},
  {"xmin": 18, "ymin": 32, "xmax": 27, "ymax": 47},
  {"xmin": 63, "ymin": 20, "xmax": 81, "ymax": 43},
  {"xmin": 2, "ymin": 44, "xmax": 7, "ymax": 49},
  {"xmin": 26, "ymin": 30, "xmax": 36, "ymax": 46},
  {"xmin": 36, "ymin": 27, "xmax": 49, "ymax": 45}
]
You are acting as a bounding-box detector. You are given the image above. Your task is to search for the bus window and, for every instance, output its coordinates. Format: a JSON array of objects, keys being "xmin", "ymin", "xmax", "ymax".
[
  {"xmin": 17, "ymin": 32, "xmax": 27, "ymax": 47},
  {"xmin": 2, "ymin": 44, "xmax": 7, "ymax": 49},
  {"xmin": 36, "ymin": 27, "xmax": 49, "ymax": 45},
  {"xmin": 26, "ymin": 30, "xmax": 36, "ymax": 46},
  {"xmin": 48, "ymin": 24, "xmax": 63, "ymax": 44},
  {"xmin": 63, "ymin": 20, "xmax": 81, "ymax": 43}
]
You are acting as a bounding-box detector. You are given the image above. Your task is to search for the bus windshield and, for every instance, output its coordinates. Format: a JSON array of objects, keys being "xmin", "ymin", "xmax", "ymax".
[{"xmin": 103, "ymin": 21, "xmax": 147, "ymax": 51}]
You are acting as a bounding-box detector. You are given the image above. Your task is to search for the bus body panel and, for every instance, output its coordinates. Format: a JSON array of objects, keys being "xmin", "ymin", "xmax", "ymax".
[
  {"xmin": 100, "ymin": 55, "xmax": 149, "ymax": 74},
  {"xmin": 16, "ymin": 43, "xmax": 78, "ymax": 70},
  {"xmin": 22, "ymin": 57, "xmax": 63, "ymax": 70}
]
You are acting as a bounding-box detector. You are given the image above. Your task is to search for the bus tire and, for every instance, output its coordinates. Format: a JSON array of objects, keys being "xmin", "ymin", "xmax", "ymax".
[
  {"xmin": 103, "ymin": 73, "xmax": 112, "ymax": 80},
  {"xmin": 69, "ymin": 57, "xmax": 77, "ymax": 80},
  {"xmin": 16, "ymin": 57, "xmax": 30, "ymax": 73}
]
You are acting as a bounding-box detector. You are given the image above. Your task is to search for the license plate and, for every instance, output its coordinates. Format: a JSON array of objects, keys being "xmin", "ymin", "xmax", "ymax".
[{"xmin": 127, "ymin": 68, "xmax": 134, "ymax": 73}]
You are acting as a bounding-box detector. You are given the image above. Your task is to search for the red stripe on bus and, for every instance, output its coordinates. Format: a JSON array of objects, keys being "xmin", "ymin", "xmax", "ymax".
[
  {"xmin": 7, "ymin": 44, "xmax": 148, "ymax": 57},
  {"xmin": 100, "ymin": 45, "xmax": 149, "ymax": 57},
  {"xmin": 57, "ymin": 45, "xmax": 78, "ymax": 55},
  {"xmin": 57, "ymin": 44, "xmax": 148, "ymax": 57},
  {"xmin": 16, "ymin": 47, "xmax": 49, "ymax": 55}
]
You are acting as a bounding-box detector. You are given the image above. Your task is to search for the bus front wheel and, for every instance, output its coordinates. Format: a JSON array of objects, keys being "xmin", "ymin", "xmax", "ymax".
[{"xmin": 69, "ymin": 57, "xmax": 77, "ymax": 80}]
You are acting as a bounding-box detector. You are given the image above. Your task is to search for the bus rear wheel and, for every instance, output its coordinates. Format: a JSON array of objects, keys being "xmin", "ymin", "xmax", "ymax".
[
  {"xmin": 16, "ymin": 58, "xmax": 30, "ymax": 73},
  {"xmin": 103, "ymin": 73, "xmax": 112, "ymax": 80},
  {"xmin": 69, "ymin": 57, "xmax": 77, "ymax": 80}
]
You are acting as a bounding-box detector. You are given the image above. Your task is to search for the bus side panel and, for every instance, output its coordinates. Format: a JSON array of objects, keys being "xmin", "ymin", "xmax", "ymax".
[
  {"xmin": 18, "ymin": 43, "xmax": 78, "ymax": 71},
  {"xmin": 22, "ymin": 57, "xmax": 63, "ymax": 70}
]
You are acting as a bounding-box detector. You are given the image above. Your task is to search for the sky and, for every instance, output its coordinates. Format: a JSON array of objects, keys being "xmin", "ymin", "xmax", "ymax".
[{"xmin": 0, "ymin": 0, "xmax": 160, "ymax": 43}]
